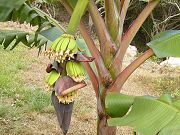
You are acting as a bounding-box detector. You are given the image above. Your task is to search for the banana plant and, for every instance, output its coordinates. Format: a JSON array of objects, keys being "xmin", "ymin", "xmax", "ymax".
[{"xmin": 0, "ymin": 0, "xmax": 180, "ymax": 135}]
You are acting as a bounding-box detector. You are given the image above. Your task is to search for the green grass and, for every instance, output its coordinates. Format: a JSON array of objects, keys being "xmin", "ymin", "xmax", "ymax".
[
  {"xmin": 0, "ymin": 103, "xmax": 9, "ymax": 117},
  {"xmin": 138, "ymin": 75, "xmax": 180, "ymax": 99},
  {"xmin": 0, "ymin": 45, "xmax": 53, "ymax": 134}
]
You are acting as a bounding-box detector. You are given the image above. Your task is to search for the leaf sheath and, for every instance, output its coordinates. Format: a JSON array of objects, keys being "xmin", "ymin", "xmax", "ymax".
[
  {"xmin": 108, "ymin": 49, "xmax": 154, "ymax": 92},
  {"xmin": 110, "ymin": 0, "xmax": 160, "ymax": 77}
]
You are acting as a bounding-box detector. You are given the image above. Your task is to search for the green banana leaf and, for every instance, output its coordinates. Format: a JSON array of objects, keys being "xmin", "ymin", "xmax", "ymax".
[
  {"xmin": 106, "ymin": 93, "xmax": 180, "ymax": 135},
  {"xmin": 159, "ymin": 112, "xmax": 180, "ymax": 135},
  {"xmin": 40, "ymin": 27, "xmax": 63, "ymax": 42},
  {"xmin": 147, "ymin": 30, "xmax": 180, "ymax": 58},
  {"xmin": 0, "ymin": 0, "xmax": 26, "ymax": 21},
  {"xmin": 0, "ymin": 29, "xmax": 48, "ymax": 49},
  {"xmin": 0, "ymin": 1, "xmax": 65, "ymax": 32},
  {"xmin": 0, "ymin": 1, "xmax": 65, "ymax": 49},
  {"xmin": 105, "ymin": 93, "xmax": 135, "ymax": 118}
]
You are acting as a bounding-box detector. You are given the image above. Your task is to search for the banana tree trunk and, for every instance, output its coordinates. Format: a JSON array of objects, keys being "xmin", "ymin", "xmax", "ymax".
[
  {"xmin": 97, "ymin": 97, "xmax": 117, "ymax": 135},
  {"xmin": 97, "ymin": 116, "xmax": 117, "ymax": 135}
]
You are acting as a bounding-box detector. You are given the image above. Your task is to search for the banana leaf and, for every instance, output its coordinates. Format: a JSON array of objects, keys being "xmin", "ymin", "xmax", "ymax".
[
  {"xmin": 106, "ymin": 93, "xmax": 180, "ymax": 135},
  {"xmin": 0, "ymin": 29, "xmax": 48, "ymax": 49},
  {"xmin": 147, "ymin": 30, "xmax": 180, "ymax": 58}
]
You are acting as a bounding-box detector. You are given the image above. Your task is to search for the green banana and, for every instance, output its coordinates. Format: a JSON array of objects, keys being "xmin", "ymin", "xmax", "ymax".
[
  {"xmin": 75, "ymin": 62, "xmax": 82, "ymax": 82},
  {"xmin": 71, "ymin": 91, "xmax": 76, "ymax": 96},
  {"xmin": 71, "ymin": 61, "xmax": 75, "ymax": 77},
  {"xmin": 69, "ymin": 45, "xmax": 78, "ymax": 58},
  {"xmin": 66, "ymin": 61, "xmax": 71, "ymax": 76},
  {"xmin": 47, "ymin": 70, "xmax": 60, "ymax": 86},
  {"xmin": 70, "ymin": 61, "xmax": 76, "ymax": 78},
  {"xmin": 72, "ymin": 61, "xmax": 78, "ymax": 78},
  {"xmin": 74, "ymin": 61, "xmax": 81, "ymax": 82},
  {"xmin": 65, "ymin": 60, "xmax": 86, "ymax": 82},
  {"xmin": 76, "ymin": 62, "xmax": 82, "ymax": 76},
  {"xmin": 65, "ymin": 37, "xmax": 76, "ymax": 55},
  {"xmin": 66, "ymin": 61, "xmax": 73, "ymax": 77},
  {"xmin": 55, "ymin": 38, "xmax": 64, "ymax": 53},
  {"xmin": 44, "ymin": 37, "xmax": 61, "ymax": 56},
  {"xmin": 67, "ymin": 92, "xmax": 72, "ymax": 96},
  {"xmin": 50, "ymin": 37, "xmax": 62, "ymax": 51},
  {"xmin": 44, "ymin": 33, "xmax": 81, "ymax": 63},
  {"xmin": 79, "ymin": 63, "xmax": 85, "ymax": 76},
  {"xmin": 54, "ymin": 38, "xmax": 65, "ymax": 62},
  {"xmin": 60, "ymin": 38, "xmax": 70, "ymax": 56},
  {"xmin": 75, "ymin": 62, "xmax": 86, "ymax": 82}
]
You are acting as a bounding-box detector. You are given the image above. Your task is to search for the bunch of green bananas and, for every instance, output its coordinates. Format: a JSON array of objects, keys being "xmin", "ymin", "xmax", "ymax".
[
  {"xmin": 66, "ymin": 60, "xmax": 86, "ymax": 82},
  {"xmin": 45, "ymin": 34, "xmax": 78, "ymax": 63},
  {"xmin": 44, "ymin": 34, "xmax": 87, "ymax": 104},
  {"xmin": 55, "ymin": 91, "xmax": 77, "ymax": 104},
  {"xmin": 46, "ymin": 71, "xmax": 78, "ymax": 104},
  {"xmin": 46, "ymin": 70, "xmax": 60, "ymax": 91}
]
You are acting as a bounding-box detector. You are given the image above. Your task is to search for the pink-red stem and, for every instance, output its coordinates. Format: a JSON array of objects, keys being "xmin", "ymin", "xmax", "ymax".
[
  {"xmin": 110, "ymin": 0, "xmax": 160, "ymax": 76},
  {"xmin": 108, "ymin": 49, "xmax": 154, "ymax": 92},
  {"xmin": 117, "ymin": 0, "xmax": 130, "ymax": 44},
  {"xmin": 83, "ymin": 62, "xmax": 99, "ymax": 97}
]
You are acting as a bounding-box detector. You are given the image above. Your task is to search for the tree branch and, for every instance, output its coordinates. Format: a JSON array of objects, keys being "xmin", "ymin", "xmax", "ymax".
[
  {"xmin": 107, "ymin": 49, "xmax": 154, "ymax": 92},
  {"xmin": 109, "ymin": 0, "xmax": 160, "ymax": 78},
  {"xmin": 157, "ymin": 13, "xmax": 180, "ymax": 25}
]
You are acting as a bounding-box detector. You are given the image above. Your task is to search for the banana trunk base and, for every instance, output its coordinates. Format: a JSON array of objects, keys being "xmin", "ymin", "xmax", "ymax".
[{"xmin": 97, "ymin": 116, "xmax": 116, "ymax": 135}]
